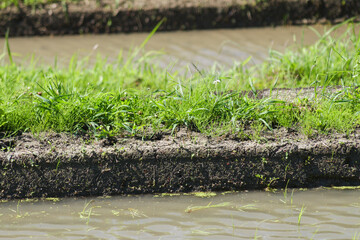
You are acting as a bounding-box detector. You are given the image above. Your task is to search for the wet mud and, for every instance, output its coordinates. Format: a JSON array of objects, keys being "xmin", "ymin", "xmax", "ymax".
[{"xmin": 1, "ymin": 0, "xmax": 360, "ymax": 37}]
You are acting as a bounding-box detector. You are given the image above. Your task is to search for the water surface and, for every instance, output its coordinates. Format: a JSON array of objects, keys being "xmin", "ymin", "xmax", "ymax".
[
  {"xmin": 0, "ymin": 189, "xmax": 359, "ymax": 239},
  {"xmin": 0, "ymin": 25, "xmax": 342, "ymax": 71}
]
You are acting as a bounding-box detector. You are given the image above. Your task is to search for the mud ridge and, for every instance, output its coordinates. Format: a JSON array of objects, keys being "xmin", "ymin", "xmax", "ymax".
[
  {"xmin": 1, "ymin": 126, "xmax": 360, "ymax": 199},
  {"xmin": 1, "ymin": 86, "xmax": 360, "ymax": 199},
  {"xmin": 1, "ymin": 0, "xmax": 359, "ymax": 37}
]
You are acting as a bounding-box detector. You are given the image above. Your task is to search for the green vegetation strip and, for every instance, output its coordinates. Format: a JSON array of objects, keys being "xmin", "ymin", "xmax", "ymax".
[
  {"xmin": 0, "ymin": 22, "xmax": 360, "ymax": 138},
  {"xmin": 1, "ymin": 0, "xmax": 79, "ymax": 9}
]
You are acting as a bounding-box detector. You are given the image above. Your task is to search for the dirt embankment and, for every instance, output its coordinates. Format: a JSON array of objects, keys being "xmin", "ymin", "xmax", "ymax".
[
  {"xmin": 1, "ymin": 127, "xmax": 360, "ymax": 199},
  {"xmin": 1, "ymin": 0, "xmax": 359, "ymax": 37},
  {"xmin": 1, "ymin": 86, "xmax": 360, "ymax": 199}
]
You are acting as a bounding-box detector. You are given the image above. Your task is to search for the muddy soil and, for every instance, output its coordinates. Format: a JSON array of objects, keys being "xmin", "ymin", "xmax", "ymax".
[
  {"xmin": 1, "ymin": 87, "xmax": 360, "ymax": 199},
  {"xmin": 1, "ymin": 0, "xmax": 359, "ymax": 37},
  {"xmin": 1, "ymin": 128, "xmax": 360, "ymax": 199}
]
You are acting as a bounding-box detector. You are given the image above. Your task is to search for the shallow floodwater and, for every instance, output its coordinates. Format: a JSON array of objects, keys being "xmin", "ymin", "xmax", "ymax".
[
  {"xmin": 0, "ymin": 25, "xmax": 347, "ymax": 71},
  {"xmin": 0, "ymin": 189, "xmax": 359, "ymax": 239}
]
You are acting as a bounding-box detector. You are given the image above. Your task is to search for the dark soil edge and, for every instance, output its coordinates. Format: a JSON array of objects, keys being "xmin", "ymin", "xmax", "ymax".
[
  {"xmin": 1, "ymin": 0, "xmax": 360, "ymax": 37},
  {"xmin": 1, "ymin": 127, "xmax": 360, "ymax": 199}
]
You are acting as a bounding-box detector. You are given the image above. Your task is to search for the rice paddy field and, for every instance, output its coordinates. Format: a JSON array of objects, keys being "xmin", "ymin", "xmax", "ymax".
[
  {"xmin": 1, "ymin": 13, "xmax": 360, "ymax": 240},
  {"xmin": 0, "ymin": 21, "xmax": 360, "ymax": 139}
]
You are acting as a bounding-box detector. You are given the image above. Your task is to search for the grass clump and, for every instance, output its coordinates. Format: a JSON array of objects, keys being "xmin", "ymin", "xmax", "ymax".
[
  {"xmin": 249, "ymin": 21, "xmax": 360, "ymax": 88},
  {"xmin": 0, "ymin": 22, "xmax": 360, "ymax": 138}
]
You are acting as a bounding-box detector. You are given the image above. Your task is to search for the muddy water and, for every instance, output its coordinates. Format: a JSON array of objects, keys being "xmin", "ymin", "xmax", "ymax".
[
  {"xmin": 0, "ymin": 25, "xmax": 341, "ymax": 70},
  {"xmin": 0, "ymin": 189, "xmax": 359, "ymax": 239}
]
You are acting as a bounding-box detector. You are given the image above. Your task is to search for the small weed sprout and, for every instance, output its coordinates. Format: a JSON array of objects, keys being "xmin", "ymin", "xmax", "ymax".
[
  {"xmin": 185, "ymin": 202, "xmax": 231, "ymax": 213},
  {"xmin": 281, "ymin": 180, "xmax": 295, "ymax": 205},
  {"xmin": 353, "ymin": 232, "xmax": 360, "ymax": 240},
  {"xmin": 79, "ymin": 200, "xmax": 101, "ymax": 225},
  {"xmin": 281, "ymin": 179, "xmax": 290, "ymax": 204},
  {"xmin": 9, "ymin": 200, "xmax": 30, "ymax": 219},
  {"xmin": 297, "ymin": 204, "xmax": 306, "ymax": 226}
]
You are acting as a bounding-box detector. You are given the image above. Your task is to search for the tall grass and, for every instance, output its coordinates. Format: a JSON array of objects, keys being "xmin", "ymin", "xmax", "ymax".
[
  {"xmin": 0, "ymin": 22, "xmax": 359, "ymax": 137},
  {"xmin": 260, "ymin": 20, "xmax": 360, "ymax": 89}
]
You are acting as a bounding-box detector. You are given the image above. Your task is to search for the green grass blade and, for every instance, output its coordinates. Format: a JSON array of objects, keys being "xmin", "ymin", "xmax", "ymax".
[
  {"xmin": 139, "ymin": 18, "xmax": 166, "ymax": 50},
  {"xmin": 5, "ymin": 28, "xmax": 13, "ymax": 64}
]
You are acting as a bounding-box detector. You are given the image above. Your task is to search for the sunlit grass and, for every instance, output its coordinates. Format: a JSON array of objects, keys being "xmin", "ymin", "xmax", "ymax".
[
  {"xmin": 0, "ymin": 21, "xmax": 360, "ymax": 138},
  {"xmin": 1, "ymin": 0, "xmax": 80, "ymax": 9}
]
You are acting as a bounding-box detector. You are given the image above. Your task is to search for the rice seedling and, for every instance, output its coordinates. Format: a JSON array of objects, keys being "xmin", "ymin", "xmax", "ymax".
[
  {"xmin": 185, "ymin": 202, "xmax": 231, "ymax": 213},
  {"xmin": 184, "ymin": 192, "xmax": 217, "ymax": 198},
  {"xmin": 111, "ymin": 208, "xmax": 148, "ymax": 218},
  {"xmin": 235, "ymin": 204, "xmax": 256, "ymax": 211},
  {"xmin": 253, "ymin": 229, "xmax": 259, "ymax": 240},
  {"xmin": 325, "ymin": 186, "xmax": 360, "ymax": 190},
  {"xmin": 79, "ymin": 200, "xmax": 101, "ymax": 225},
  {"xmin": 281, "ymin": 180, "xmax": 294, "ymax": 205},
  {"xmin": 309, "ymin": 228, "xmax": 319, "ymax": 240},
  {"xmin": 128, "ymin": 208, "xmax": 148, "ymax": 218},
  {"xmin": 297, "ymin": 204, "xmax": 306, "ymax": 226},
  {"xmin": 191, "ymin": 229, "xmax": 211, "ymax": 236},
  {"xmin": 9, "ymin": 200, "xmax": 30, "ymax": 218},
  {"xmin": 44, "ymin": 197, "xmax": 60, "ymax": 202}
]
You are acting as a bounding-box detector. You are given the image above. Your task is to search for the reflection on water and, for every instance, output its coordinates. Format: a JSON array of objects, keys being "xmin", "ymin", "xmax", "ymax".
[
  {"xmin": 0, "ymin": 189, "xmax": 359, "ymax": 239},
  {"xmin": 0, "ymin": 25, "xmax": 344, "ymax": 71}
]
